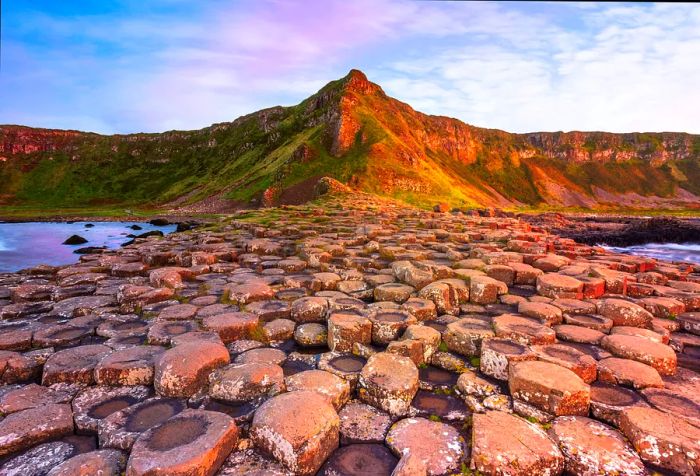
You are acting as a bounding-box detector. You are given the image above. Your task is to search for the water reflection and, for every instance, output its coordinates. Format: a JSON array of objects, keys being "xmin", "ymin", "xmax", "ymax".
[{"xmin": 0, "ymin": 221, "xmax": 176, "ymax": 272}]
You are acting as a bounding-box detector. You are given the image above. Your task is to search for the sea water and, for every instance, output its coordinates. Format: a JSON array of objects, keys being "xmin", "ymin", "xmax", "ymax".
[{"xmin": 0, "ymin": 221, "xmax": 176, "ymax": 273}]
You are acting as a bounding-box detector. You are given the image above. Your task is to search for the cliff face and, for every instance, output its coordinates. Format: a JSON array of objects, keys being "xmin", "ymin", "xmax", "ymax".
[{"xmin": 2, "ymin": 69, "xmax": 700, "ymax": 210}]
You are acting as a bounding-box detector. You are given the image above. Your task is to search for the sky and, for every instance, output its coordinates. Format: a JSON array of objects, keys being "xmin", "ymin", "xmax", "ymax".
[{"xmin": 1, "ymin": 1, "xmax": 699, "ymax": 135}]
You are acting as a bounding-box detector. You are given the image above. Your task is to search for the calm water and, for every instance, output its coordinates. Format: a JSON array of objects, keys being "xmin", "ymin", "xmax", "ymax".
[
  {"xmin": 0, "ymin": 221, "xmax": 176, "ymax": 272},
  {"xmin": 604, "ymin": 242, "xmax": 700, "ymax": 265}
]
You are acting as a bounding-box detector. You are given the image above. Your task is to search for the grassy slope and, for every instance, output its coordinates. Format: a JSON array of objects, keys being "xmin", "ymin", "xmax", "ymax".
[{"xmin": 1, "ymin": 71, "xmax": 700, "ymax": 215}]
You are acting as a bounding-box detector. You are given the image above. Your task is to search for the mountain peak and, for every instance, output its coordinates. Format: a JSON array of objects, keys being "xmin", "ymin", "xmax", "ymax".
[{"xmin": 341, "ymin": 68, "xmax": 383, "ymax": 96}]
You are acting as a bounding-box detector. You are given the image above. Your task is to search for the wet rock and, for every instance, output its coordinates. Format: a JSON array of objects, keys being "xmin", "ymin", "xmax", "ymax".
[
  {"xmin": 509, "ymin": 360, "xmax": 590, "ymax": 416},
  {"xmin": 154, "ymin": 341, "xmax": 230, "ymax": 398},
  {"xmin": 250, "ymin": 390, "xmax": 339, "ymax": 475},
  {"xmin": 63, "ymin": 235, "xmax": 88, "ymax": 245},
  {"xmin": 47, "ymin": 448, "xmax": 127, "ymax": 476},
  {"xmin": 318, "ymin": 352, "xmax": 366, "ymax": 389},
  {"xmin": 126, "ymin": 409, "xmax": 239, "ymax": 476},
  {"xmin": 0, "ymin": 403, "xmax": 74, "ymax": 457},
  {"xmin": 98, "ymin": 397, "xmax": 187, "ymax": 450},
  {"xmin": 470, "ymin": 410, "xmax": 564, "ymax": 475},
  {"xmin": 619, "ymin": 406, "xmax": 700, "ymax": 475},
  {"xmin": 385, "ymin": 417, "xmax": 463, "ymax": 476},
  {"xmin": 548, "ymin": 416, "xmax": 645, "ymax": 476},
  {"xmin": 208, "ymin": 362, "xmax": 285, "ymax": 403}
]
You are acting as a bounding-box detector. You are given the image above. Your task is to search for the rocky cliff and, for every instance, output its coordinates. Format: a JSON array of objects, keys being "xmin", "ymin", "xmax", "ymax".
[{"xmin": 2, "ymin": 69, "xmax": 700, "ymax": 211}]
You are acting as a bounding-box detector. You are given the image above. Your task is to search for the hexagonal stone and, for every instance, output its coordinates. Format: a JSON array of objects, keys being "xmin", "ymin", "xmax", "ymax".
[
  {"xmin": 358, "ymin": 352, "xmax": 419, "ymax": 417},
  {"xmin": 42, "ymin": 344, "xmax": 112, "ymax": 385},
  {"xmin": 147, "ymin": 321, "xmax": 200, "ymax": 345},
  {"xmin": 224, "ymin": 282, "xmax": 274, "ymax": 304},
  {"xmin": 554, "ymin": 324, "xmax": 605, "ymax": 345},
  {"xmin": 285, "ymin": 370, "xmax": 350, "ymax": 410},
  {"xmin": 536, "ymin": 273, "xmax": 583, "ymax": 299},
  {"xmin": 46, "ymin": 449, "xmax": 127, "ymax": 476},
  {"xmin": 0, "ymin": 350, "xmax": 41, "ymax": 384},
  {"xmin": 217, "ymin": 448, "xmax": 290, "ymax": 476},
  {"xmin": 338, "ymin": 401, "xmax": 392, "ymax": 445},
  {"xmin": 418, "ymin": 281, "xmax": 457, "ymax": 315},
  {"xmin": 0, "ymin": 383, "xmax": 73, "ymax": 414},
  {"xmin": 493, "ymin": 313, "xmax": 556, "ymax": 345},
  {"xmin": 598, "ymin": 298, "xmax": 653, "ymax": 328},
  {"xmin": 95, "ymin": 345, "xmax": 165, "ymax": 386},
  {"xmin": 374, "ymin": 283, "xmax": 414, "ymax": 303},
  {"xmin": 401, "ymin": 297, "xmax": 437, "ymax": 321},
  {"xmin": 509, "ymin": 361, "xmax": 590, "ymax": 416},
  {"xmin": 234, "ymin": 347, "xmax": 286, "ymax": 366},
  {"xmin": 154, "ymin": 341, "xmax": 230, "ymax": 398},
  {"xmin": 250, "ymin": 390, "xmax": 339, "ymax": 475},
  {"xmin": 0, "ymin": 403, "xmax": 74, "ymax": 457},
  {"xmin": 456, "ymin": 371, "xmax": 498, "ymax": 398},
  {"xmin": 619, "ymin": 406, "xmax": 700, "ymax": 475},
  {"xmin": 368, "ymin": 310, "xmax": 417, "ymax": 345},
  {"xmin": 33, "ymin": 324, "xmax": 92, "ymax": 348},
  {"xmin": 0, "ymin": 441, "xmax": 77, "ymax": 476},
  {"xmin": 157, "ymin": 303, "xmax": 198, "ymax": 321},
  {"xmin": 98, "ymin": 397, "xmax": 187, "ymax": 450},
  {"xmin": 294, "ymin": 323, "xmax": 327, "ymax": 347},
  {"xmin": 409, "ymin": 389, "xmax": 469, "ymax": 421},
  {"xmin": 678, "ymin": 312, "xmax": 700, "ymax": 335},
  {"xmin": 590, "ymin": 382, "xmax": 648, "ymax": 427},
  {"xmin": 401, "ymin": 324, "xmax": 441, "ymax": 362},
  {"xmin": 319, "ymin": 443, "xmax": 398, "ymax": 476},
  {"xmin": 480, "ymin": 338, "xmax": 535, "ymax": 381},
  {"xmin": 202, "ymin": 312, "xmax": 261, "ymax": 344},
  {"xmin": 563, "ymin": 313, "xmax": 613, "ymax": 332},
  {"xmin": 263, "ymin": 318, "xmax": 295, "ymax": 342},
  {"xmin": 385, "ymin": 417, "xmax": 463, "ymax": 475},
  {"xmin": 126, "ymin": 409, "xmax": 239, "ymax": 476},
  {"xmin": 290, "ymin": 297, "xmax": 329, "ymax": 323},
  {"xmin": 597, "ymin": 357, "xmax": 663, "ymax": 389},
  {"xmin": 641, "ymin": 387, "xmax": 700, "ymax": 426},
  {"xmin": 72, "ymin": 385, "xmax": 152, "ymax": 433},
  {"xmin": 208, "ymin": 362, "xmax": 285, "ymax": 403},
  {"xmin": 327, "ymin": 313, "xmax": 372, "ymax": 352},
  {"xmin": 517, "ymin": 300, "xmax": 563, "ymax": 325},
  {"xmin": 318, "ymin": 352, "xmax": 366, "ymax": 389},
  {"xmin": 601, "ymin": 334, "xmax": 677, "ymax": 376},
  {"xmin": 531, "ymin": 344, "xmax": 597, "ymax": 383},
  {"xmin": 548, "ymin": 416, "xmax": 645, "ymax": 476},
  {"xmin": 470, "ymin": 411, "xmax": 564, "ymax": 476},
  {"xmin": 469, "ymin": 275, "xmax": 506, "ymax": 305},
  {"xmin": 442, "ymin": 317, "xmax": 494, "ymax": 357}
]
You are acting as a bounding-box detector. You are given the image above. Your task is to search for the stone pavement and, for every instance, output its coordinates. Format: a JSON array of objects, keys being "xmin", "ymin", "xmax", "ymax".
[{"xmin": 0, "ymin": 193, "xmax": 698, "ymax": 475}]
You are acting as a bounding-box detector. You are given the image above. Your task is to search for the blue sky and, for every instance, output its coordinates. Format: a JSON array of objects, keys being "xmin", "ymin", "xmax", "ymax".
[{"xmin": 2, "ymin": 1, "xmax": 699, "ymax": 134}]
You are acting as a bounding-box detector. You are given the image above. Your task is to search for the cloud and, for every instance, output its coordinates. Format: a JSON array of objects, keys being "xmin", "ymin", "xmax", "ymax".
[{"xmin": 1, "ymin": 1, "xmax": 699, "ymax": 134}]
